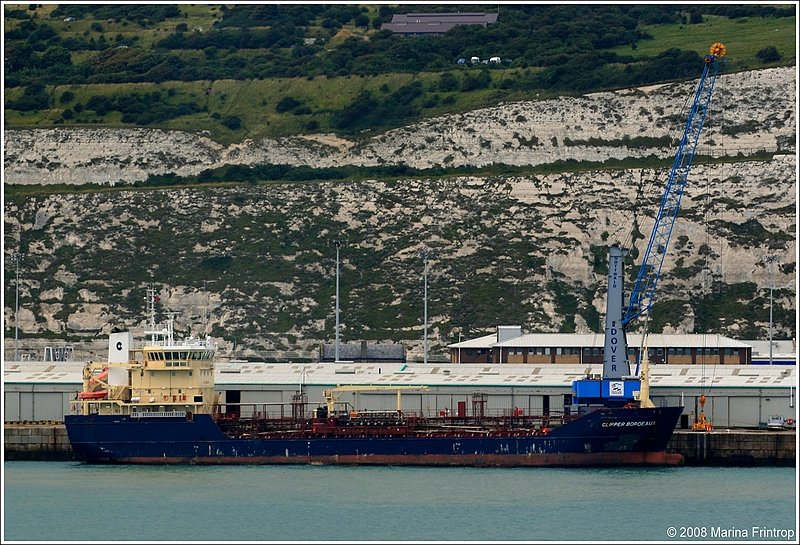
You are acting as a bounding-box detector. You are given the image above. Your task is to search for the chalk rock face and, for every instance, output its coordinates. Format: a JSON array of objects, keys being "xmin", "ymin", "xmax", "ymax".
[
  {"xmin": 2, "ymin": 67, "xmax": 795, "ymax": 361},
  {"xmin": 3, "ymin": 68, "xmax": 794, "ymax": 185},
  {"xmin": 3, "ymin": 156, "xmax": 794, "ymax": 360}
]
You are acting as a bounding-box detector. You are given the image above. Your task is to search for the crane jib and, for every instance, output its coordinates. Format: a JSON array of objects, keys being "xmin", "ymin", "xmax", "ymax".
[{"xmin": 622, "ymin": 57, "xmax": 722, "ymax": 328}]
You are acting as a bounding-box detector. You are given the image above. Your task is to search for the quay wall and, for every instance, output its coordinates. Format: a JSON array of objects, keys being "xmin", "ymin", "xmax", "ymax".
[
  {"xmin": 4, "ymin": 423, "xmax": 73, "ymax": 461},
  {"xmin": 668, "ymin": 430, "xmax": 796, "ymax": 466}
]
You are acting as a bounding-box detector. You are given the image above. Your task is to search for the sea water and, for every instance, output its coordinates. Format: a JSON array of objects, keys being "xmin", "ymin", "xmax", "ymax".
[{"xmin": 2, "ymin": 462, "xmax": 797, "ymax": 542}]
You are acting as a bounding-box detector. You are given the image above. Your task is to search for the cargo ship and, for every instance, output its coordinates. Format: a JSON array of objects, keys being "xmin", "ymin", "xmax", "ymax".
[
  {"xmin": 64, "ymin": 290, "xmax": 683, "ymax": 467},
  {"xmin": 65, "ymin": 45, "xmax": 728, "ymax": 467}
]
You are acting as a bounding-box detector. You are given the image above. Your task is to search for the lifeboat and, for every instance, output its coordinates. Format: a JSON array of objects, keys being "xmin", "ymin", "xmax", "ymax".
[
  {"xmin": 78, "ymin": 390, "xmax": 108, "ymax": 400},
  {"xmin": 89, "ymin": 369, "xmax": 109, "ymax": 384}
]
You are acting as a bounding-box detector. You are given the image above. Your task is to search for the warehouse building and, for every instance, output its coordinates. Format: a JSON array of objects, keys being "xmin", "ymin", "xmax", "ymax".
[
  {"xmin": 448, "ymin": 326, "xmax": 754, "ymax": 365},
  {"xmin": 4, "ymin": 360, "xmax": 795, "ymax": 430},
  {"xmin": 381, "ymin": 12, "xmax": 498, "ymax": 36}
]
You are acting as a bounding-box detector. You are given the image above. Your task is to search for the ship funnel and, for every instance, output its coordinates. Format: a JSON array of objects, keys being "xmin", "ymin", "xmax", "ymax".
[{"xmin": 109, "ymin": 332, "xmax": 132, "ymax": 363}]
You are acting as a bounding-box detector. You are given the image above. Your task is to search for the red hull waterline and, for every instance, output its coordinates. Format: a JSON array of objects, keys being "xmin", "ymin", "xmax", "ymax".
[{"xmin": 104, "ymin": 451, "xmax": 685, "ymax": 466}]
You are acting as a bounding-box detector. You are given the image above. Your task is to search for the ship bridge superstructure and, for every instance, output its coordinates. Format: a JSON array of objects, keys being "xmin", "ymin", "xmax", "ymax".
[{"xmin": 71, "ymin": 287, "xmax": 217, "ymax": 418}]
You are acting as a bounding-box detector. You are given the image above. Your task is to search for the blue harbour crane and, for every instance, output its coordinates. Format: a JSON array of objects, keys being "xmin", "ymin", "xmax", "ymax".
[{"xmin": 573, "ymin": 43, "xmax": 727, "ymax": 408}]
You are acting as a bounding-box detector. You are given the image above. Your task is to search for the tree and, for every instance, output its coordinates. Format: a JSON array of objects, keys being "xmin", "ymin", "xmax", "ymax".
[
  {"xmin": 10, "ymin": 83, "xmax": 50, "ymax": 111},
  {"xmin": 354, "ymin": 14, "xmax": 369, "ymax": 28},
  {"xmin": 438, "ymin": 72, "xmax": 460, "ymax": 92},
  {"xmin": 221, "ymin": 115, "xmax": 242, "ymax": 130},
  {"xmin": 461, "ymin": 69, "xmax": 491, "ymax": 92},
  {"xmin": 756, "ymin": 46, "xmax": 781, "ymax": 63},
  {"xmin": 41, "ymin": 45, "xmax": 72, "ymax": 67},
  {"xmin": 275, "ymin": 96, "xmax": 301, "ymax": 113}
]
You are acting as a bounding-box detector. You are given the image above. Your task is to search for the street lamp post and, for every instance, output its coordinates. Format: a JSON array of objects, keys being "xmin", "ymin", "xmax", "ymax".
[
  {"xmin": 333, "ymin": 239, "xmax": 342, "ymax": 362},
  {"xmin": 420, "ymin": 249, "xmax": 431, "ymax": 365},
  {"xmin": 766, "ymin": 255, "xmax": 777, "ymax": 365},
  {"xmin": 13, "ymin": 253, "xmax": 21, "ymax": 361}
]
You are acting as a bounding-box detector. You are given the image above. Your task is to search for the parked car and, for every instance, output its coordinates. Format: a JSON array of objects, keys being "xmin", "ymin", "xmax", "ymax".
[{"xmin": 766, "ymin": 415, "xmax": 786, "ymax": 429}]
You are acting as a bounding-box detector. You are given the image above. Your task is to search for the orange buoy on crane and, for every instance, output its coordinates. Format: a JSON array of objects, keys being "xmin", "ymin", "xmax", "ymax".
[{"xmin": 709, "ymin": 42, "xmax": 727, "ymax": 58}]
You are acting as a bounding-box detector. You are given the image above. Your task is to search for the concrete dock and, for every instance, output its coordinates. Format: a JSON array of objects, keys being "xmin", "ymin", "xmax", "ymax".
[
  {"xmin": 4, "ymin": 423, "xmax": 796, "ymax": 465},
  {"xmin": 668, "ymin": 429, "xmax": 796, "ymax": 466},
  {"xmin": 4, "ymin": 422, "xmax": 73, "ymax": 461}
]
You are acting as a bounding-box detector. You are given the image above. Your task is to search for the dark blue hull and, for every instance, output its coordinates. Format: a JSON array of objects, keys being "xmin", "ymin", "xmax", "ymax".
[{"xmin": 65, "ymin": 406, "xmax": 684, "ymax": 466}]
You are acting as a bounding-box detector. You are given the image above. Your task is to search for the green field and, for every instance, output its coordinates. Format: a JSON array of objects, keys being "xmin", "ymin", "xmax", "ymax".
[
  {"xmin": 3, "ymin": 69, "xmax": 553, "ymax": 144},
  {"xmin": 607, "ymin": 15, "xmax": 796, "ymax": 70},
  {"xmin": 4, "ymin": 6, "xmax": 796, "ymax": 144}
]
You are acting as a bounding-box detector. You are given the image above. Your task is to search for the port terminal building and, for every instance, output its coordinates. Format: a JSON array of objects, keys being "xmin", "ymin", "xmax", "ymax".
[
  {"xmin": 4, "ymin": 359, "xmax": 796, "ymax": 431},
  {"xmin": 447, "ymin": 326, "xmax": 756, "ymax": 365}
]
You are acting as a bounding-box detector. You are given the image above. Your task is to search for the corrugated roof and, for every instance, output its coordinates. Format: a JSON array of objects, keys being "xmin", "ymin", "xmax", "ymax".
[
  {"xmin": 448, "ymin": 333, "xmax": 753, "ymax": 349},
  {"xmin": 3, "ymin": 362, "xmax": 84, "ymax": 383},
  {"xmin": 450, "ymin": 333, "xmax": 496, "ymax": 349},
  {"xmin": 745, "ymin": 339, "xmax": 796, "ymax": 357},
  {"xmin": 383, "ymin": 12, "xmax": 497, "ymax": 34},
  {"xmin": 392, "ymin": 12, "xmax": 498, "ymax": 24},
  {"xmin": 4, "ymin": 360, "xmax": 795, "ymax": 389}
]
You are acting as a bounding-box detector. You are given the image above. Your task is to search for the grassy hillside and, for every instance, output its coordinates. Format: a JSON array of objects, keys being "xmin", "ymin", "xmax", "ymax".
[
  {"xmin": 608, "ymin": 14, "xmax": 795, "ymax": 67},
  {"xmin": 4, "ymin": 4, "xmax": 795, "ymax": 144}
]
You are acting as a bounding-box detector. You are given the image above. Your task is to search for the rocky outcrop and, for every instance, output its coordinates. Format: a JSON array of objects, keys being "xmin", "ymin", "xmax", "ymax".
[
  {"xmin": 2, "ymin": 67, "xmax": 796, "ymax": 361},
  {"xmin": 3, "ymin": 156, "xmax": 795, "ymax": 360},
  {"xmin": 4, "ymin": 67, "xmax": 795, "ymax": 185}
]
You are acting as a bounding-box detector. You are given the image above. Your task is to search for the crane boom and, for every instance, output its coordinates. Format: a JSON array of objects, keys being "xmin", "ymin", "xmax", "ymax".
[
  {"xmin": 623, "ymin": 44, "xmax": 726, "ymax": 327},
  {"xmin": 574, "ymin": 43, "xmax": 726, "ymax": 404}
]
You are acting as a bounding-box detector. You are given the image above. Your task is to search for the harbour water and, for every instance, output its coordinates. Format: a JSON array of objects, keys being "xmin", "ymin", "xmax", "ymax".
[{"xmin": 3, "ymin": 462, "xmax": 797, "ymax": 542}]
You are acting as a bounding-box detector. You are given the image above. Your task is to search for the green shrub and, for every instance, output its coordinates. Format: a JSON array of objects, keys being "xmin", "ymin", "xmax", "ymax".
[
  {"xmin": 221, "ymin": 115, "xmax": 242, "ymax": 130},
  {"xmin": 756, "ymin": 46, "xmax": 781, "ymax": 63}
]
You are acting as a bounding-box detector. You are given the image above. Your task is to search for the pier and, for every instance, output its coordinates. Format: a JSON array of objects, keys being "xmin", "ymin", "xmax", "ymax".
[{"xmin": 669, "ymin": 429, "xmax": 796, "ymax": 466}]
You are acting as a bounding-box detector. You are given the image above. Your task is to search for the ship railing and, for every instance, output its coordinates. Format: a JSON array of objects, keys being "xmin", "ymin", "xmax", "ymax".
[
  {"xmin": 212, "ymin": 403, "xmax": 574, "ymax": 421},
  {"xmin": 216, "ymin": 402, "xmax": 309, "ymax": 421},
  {"xmin": 215, "ymin": 405, "xmax": 421, "ymax": 420},
  {"xmin": 130, "ymin": 409, "xmax": 187, "ymax": 419}
]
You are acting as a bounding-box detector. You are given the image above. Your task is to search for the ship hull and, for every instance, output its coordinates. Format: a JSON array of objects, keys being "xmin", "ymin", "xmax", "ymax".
[{"xmin": 65, "ymin": 406, "xmax": 684, "ymax": 466}]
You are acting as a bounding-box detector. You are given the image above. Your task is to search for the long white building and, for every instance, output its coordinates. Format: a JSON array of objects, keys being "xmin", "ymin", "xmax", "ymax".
[{"xmin": 4, "ymin": 359, "xmax": 796, "ymax": 430}]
